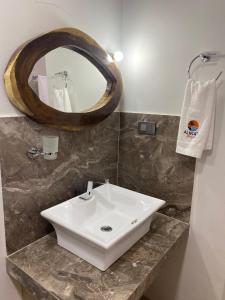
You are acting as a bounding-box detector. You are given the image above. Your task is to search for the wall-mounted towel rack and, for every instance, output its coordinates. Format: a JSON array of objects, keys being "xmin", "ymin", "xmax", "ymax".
[{"xmin": 188, "ymin": 52, "xmax": 223, "ymax": 81}]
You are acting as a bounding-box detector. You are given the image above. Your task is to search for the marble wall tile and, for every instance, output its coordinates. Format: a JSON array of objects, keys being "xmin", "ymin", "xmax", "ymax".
[
  {"xmin": 0, "ymin": 111, "xmax": 195, "ymax": 255},
  {"xmin": 118, "ymin": 113, "xmax": 196, "ymax": 223},
  {"xmin": 0, "ymin": 113, "xmax": 120, "ymax": 254}
]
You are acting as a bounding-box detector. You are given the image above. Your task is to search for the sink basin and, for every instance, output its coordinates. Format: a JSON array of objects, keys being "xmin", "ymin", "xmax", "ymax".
[{"xmin": 41, "ymin": 183, "xmax": 165, "ymax": 271}]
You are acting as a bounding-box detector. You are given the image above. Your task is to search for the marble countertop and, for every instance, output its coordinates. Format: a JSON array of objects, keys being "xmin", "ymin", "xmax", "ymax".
[{"xmin": 7, "ymin": 213, "xmax": 188, "ymax": 300}]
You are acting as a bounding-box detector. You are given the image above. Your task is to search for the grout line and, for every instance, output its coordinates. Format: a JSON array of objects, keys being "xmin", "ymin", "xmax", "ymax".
[
  {"xmin": 7, "ymin": 233, "xmax": 53, "ymax": 258},
  {"xmin": 119, "ymin": 111, "xmax": 180, "ymax": 117},
  {"xmin": 156, "ymin": 212, "xmax": 190, "ymax": 226}
]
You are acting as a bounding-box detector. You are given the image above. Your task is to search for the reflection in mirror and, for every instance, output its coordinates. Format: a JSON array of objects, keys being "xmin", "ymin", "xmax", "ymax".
[{"xmin": 29, "ymin": 47, "xmax": 107, "ymax": 113}]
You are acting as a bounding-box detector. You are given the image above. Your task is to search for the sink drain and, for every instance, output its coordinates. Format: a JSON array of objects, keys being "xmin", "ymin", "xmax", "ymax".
[{"xmin": 100, "ymin": 225, "xmax": 113, "ymax": 232}]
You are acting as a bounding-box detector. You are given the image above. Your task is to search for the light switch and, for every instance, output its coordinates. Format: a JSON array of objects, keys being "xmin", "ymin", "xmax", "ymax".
[{"xmin": 138, "ymin": 121, "xmax": 156, "ymax": 136}]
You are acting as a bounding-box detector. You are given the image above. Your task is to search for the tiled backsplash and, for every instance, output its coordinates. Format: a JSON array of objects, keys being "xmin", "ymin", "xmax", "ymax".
[
  {"xmin": 118, "ymin": 113, "xmax": 196, "ymax": 223},
  {"xmin": 0, "ymin": 112, "xmax": 195, "ymax": 254},
  {"xmin": 0, "ymin": 114, "xmax": 120, "ymax": 254}
]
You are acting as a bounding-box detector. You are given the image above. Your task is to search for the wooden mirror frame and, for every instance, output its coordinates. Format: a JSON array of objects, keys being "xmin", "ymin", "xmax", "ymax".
[{"xmin": 4, "ymin": 28, "xmax": 122, "ymax": 131}]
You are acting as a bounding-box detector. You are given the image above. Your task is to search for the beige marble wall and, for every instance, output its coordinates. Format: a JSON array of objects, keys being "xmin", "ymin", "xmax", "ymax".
[
  {"xmin": 0, "ymin": 114, "xmax": 120, "ymax": 254},
  {"xmin": 0, "ymin": 112, "xmax": 195, "ymax": 256},
  {"xmin": 118, "ymin": 113, "xmax": 196, "ymax": 223}
]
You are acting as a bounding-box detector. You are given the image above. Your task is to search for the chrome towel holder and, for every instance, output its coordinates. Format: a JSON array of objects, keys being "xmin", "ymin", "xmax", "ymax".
[{"xmin": 188, "ymin": 52, "xmax": 223, "ymax": 81}]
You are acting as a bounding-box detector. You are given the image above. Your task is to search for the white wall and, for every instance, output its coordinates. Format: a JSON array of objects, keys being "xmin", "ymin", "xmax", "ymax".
[
  {"xmin": 121, "ymin": 1, "xmax": 225, "ymax": 299},
  {"xmin": 145, "ymin": 80, "xmax": 225, "ymax": 300},
  {"xmin": 0, "ymin": 0, "xmax": 122, "ymax": 117},
  {"xmin": 121, "ymin": 0, "xmax": 225, "ymax": 115},
  {"xmin": 174, "ymin": 88, "xmax": 225, "ymax": 300},
  {"xmin": 0, "ymin": 1, "xmax": 122, "ymax": 299}
]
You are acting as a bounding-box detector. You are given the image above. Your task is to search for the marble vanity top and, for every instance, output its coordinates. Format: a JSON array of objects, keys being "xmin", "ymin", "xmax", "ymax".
[{"xmin": 7, "ymin": 213, "xmax": 188, "ymax": 300}]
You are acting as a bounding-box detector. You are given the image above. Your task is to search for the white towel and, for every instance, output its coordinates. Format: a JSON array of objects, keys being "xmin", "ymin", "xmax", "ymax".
[
  {"xmin": 53, "ymin": 88, "xmax": 72, "ymax": 112},
  {"xmin": 63, "ymin": 88, "xmax": 73, "ymax": 112},
  {"xmin": 176, "ymin": 79, "xmax": 217, "ymax": 158},
  {"xmin": 37, "ymin": 75, "xmax": 49, "ymax": 105}
]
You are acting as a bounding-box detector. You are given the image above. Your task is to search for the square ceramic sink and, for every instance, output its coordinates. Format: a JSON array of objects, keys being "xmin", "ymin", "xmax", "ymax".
[{"xmin": 41, "ymin": 183, "xmax": 165, "ymax": 271}]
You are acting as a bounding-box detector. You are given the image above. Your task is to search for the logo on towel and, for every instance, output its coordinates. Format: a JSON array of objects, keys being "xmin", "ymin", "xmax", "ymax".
[{"xmin": 184, "ymin": 120, "xmax": 199, "ymax": 137}]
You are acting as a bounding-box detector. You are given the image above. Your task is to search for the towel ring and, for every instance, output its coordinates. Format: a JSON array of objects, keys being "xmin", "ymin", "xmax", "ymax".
[{"xmin": 188, "ymin": 53, "xmax": 223, "ymax": 81}]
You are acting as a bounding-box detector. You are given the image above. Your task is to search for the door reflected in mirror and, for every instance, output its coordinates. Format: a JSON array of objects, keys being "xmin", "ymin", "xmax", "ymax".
[{"xmin": 29, "ymin": 47, "xmax": 107, "ymax": 113}]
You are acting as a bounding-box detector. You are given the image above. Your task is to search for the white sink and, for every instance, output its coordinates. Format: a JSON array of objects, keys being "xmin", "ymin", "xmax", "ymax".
[{"xmin": 41, "ymin": 183, "xmax": 165, "ymax": 271}]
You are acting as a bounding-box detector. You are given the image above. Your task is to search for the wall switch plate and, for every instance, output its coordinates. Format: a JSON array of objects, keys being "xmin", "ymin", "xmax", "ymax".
[{"xmin": 138, "ymin": 121, "xmax": 156, "ymax": 136}]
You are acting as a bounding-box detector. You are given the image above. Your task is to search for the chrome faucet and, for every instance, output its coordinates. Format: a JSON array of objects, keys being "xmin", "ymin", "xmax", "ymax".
[{"xmin": 79, "ymin": 179, "xmax": 109, "ymax": 201}]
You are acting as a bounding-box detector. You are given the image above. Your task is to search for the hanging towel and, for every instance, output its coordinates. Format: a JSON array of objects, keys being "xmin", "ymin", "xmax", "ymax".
[
  {"xmin": 63, "ymin": 88, "xmax": 73, "ymax": 112},
  {"xmin": 176, "ymin": 79, "xmax": 217, "ymax": 158},
  {"xmin": 53, "ymin": 88, "xmax": 72, "ymax": 112},
  {"xmin": 37, "ymin": 75, "xmax": 49, "ymax": 106}
]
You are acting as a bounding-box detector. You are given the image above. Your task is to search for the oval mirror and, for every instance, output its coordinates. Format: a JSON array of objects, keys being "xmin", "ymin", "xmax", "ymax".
[
  {"xmin": 4, "ymin": 28, "xmax": 122, "ymax": 131},
  {"xmin": 29, "ymin": 47, "xmax": 107, "ymax": 113}
]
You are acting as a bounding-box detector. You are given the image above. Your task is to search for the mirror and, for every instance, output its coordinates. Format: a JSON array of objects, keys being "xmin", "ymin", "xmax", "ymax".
[
  {"xmin": 4, "ymin": 28, "xmax": 122, "ymax": 131},
  {"xmin": 29, "ymin": 47, "xmax": 107, "ymax": 113}
]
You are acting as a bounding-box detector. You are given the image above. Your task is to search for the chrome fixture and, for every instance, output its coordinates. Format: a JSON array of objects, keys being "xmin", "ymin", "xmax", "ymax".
[
  {"xmin": 27, "ymin": 135, "xmax": 59, "ymax": 160},
  {"xmin": 188, "ymin": 51, "xmax": 223, "ymax": 81},
  {"xmin": 79, "ymin": 179, "xmax": 109, "ymax": 201}
]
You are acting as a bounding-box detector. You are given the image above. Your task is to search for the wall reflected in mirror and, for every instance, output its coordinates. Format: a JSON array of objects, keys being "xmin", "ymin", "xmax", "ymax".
[{"xmin": 29, "ymin": 47, "xmax": 107, "ymax": 113}]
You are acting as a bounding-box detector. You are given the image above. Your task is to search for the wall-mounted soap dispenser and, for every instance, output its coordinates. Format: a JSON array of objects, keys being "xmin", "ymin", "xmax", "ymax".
[{"xmin": 27, "ymin": 135, "xmax": 59, "ymax": 160}]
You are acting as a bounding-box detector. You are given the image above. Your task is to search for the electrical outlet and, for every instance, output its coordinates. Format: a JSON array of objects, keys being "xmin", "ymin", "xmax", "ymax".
[{"xmin": 138, "ymin": 121, "xmax": 156, "ymax": 136}]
